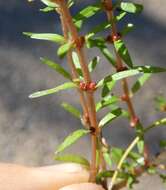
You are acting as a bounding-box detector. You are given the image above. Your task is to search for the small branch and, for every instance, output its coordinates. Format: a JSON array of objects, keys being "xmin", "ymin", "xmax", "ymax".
[
  {"xmin": 54, "ymin": 0, "xmax": 99, "ymax": 182},
  {"xmin": 103, "ymin": 0, "xmax": 137, "ymax": 125},
  {"xmin": 109, "ymin": 137, "xmax": 140, "ymax": 190}
]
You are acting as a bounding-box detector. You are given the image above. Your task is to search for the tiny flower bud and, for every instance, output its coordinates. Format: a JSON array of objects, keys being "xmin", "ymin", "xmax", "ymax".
[
  {"xmin": 88, "ymin": 82, "xmax": 97, "ymax": 91},
  {"xmin": 112, "ymin": 33, "xmax": 121, "ymax": 42},
  {"xmin": 121, "ymin": 94, "xmax": 128, "ymax": 101},
  {"xmin": 130, "ymin": 117, "xmax": 139, "ymax": 127},
  {"xmin": 79, "ymin": 81, "xmax": 87, "ymax": 91}
]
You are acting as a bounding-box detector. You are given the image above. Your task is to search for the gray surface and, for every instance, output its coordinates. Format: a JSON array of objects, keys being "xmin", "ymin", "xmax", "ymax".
[{"xmin": 0, "ymin": 1, "xmax": 165, "ymax": 189}]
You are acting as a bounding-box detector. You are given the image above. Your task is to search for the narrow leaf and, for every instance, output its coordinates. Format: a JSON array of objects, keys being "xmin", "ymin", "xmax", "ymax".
[
  {"xmin": 73, "ymin": 3, "xmax": 101, "ymax": 29},
  {"xmin": 100, "ymin": 46, "xmax": 116, "ymax": 67},
  {"xmin": 23, "ymin": 32, "xmax": 65, "ymax": 44},
  {"xmin": 131, "ymin": 73, "xmax": 151, "ymax": 95},
  {"xmin": 114, "ymin": 39, "xmax": 133, "ymax": 67},
  {"xmin": 99, "ymin": 108, "xmax": 122, "ymax": 127},
  {"xmin": 145, "ymin": 118, "xmax": 166, "ymax": 132},
  {"xmin": 57, "ymin": 42, "xmax": 73, "ymax": 58},
  {"xmin": 102, "ymin": 80, "xmax": 116, "ymax": 97},
  {"xmin": 134, "ymin": 65, "xmax": 166, "ymax": 73},
  {"xmin": 29, "ymin": 82, "xmax": 76, "ymax": 98},
  {"xmin": 41, "ymin": 58, "xmax": 72, "ymax": 80},
  {"xmin": 40, "ymin": 0, "xmax": 57, "ymax": 7},
  {"xmin": 55, "ymin": 129, "xmax": 90, "ymax": 154},
  {"xmin": 120, "ymin": 2, "xmax": 143, "ymax": 14},
  {"xmin": 112, "ymin": 69, "xmax": 141, "ymax": 81},
  {"xmin": 40, "ymin": 7, "xmax": 55, "ymax": 12},
  {"xmin": 88, "ymin": 56, "xmax": 100, "ymax": 72},
  {"xmin": 96, "ymin": 95, "xmax": 119, "ymax": 112},
  {"xmin": 61, "ymin": 102, "xmax": 81, "ymax": 118},
  {"xmin": 72, "ymin": 52, "xmax": 83, "ymax": 78},
  {"xmin": 121, "ymin": 23, "xmax": 134, "ymax": 36},
  {"xmin": 54, "ymin": 154, "xmax": 90, "ymax": 167}
]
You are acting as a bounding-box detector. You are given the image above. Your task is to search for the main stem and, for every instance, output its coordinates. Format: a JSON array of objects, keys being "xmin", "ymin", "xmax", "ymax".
[
  {"xmin": 55, "ymin": 0, "xmax": 99, "ymax": 182},
  {"xmin": 59, "ymin": 8, "xmax": 89, "ymax": 123}
]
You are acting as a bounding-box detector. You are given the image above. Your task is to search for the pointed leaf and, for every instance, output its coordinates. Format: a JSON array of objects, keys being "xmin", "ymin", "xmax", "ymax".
[
  {"xmin": 100, "ymin": 46, "xmax": 116, "ymax": 67},
  {"xmin": 72, "ymin": 52, "xmax": 83, "ymax": 78},
  {"xmin": 61, "ymin": 102, "xmax": 81, "ymax": 118},
  {"xmin": 120, "ymin": 2, "xmax": 143, "ymax": 14},
  {"xmin": 88, "ymin": 56, "xmax": 100, "ymax": 72},
  {"xmin": 87, "ymin": 21, "xmax": 111, "ymax": 38},
  {"xmin": 114, "ymin": 39, "xmax": 133, "ymax": 67},
  {"xmin": 23, "ymin": 32, "xmax": 65, "ymax": 44},
  {"xmin": 40, "ymin": 7, "xmax": 55, "ymax": 12},
  {"xmin": 112, "ymin": 69, "xmax": 141, "ymax": 80},
  {"xmin": 55, "ymin": 129, "xmax": 90, "ymax": 154},
  {"xmin": 131, "ymin": 73, "xmax": 151, "ymax": 96},
  {"xmin": 145, "ymin": 118, "xmax": 166, "ymax": 132},
  {"xmin": 111, "ymin": 147, "xmax": 124, "ymax": 164},
  {"xmin": 102, "ymin": 80, "xmax": 116, "ymax": 97},
  {"xmin": 54, "ymin": 154, "xmax": 90, "ymax": 167},
  {"xmin": 96, "ymin": 95, "xmax": 119, "ymax": 112},
  {"xmin": 57, "ymin": 42, "xmax": 73, "ymax": 58},
  {"xmin": 86, "ymin": 37, "xmax": 105, "ymax": 49},
  {"xmin": 99, "ymin": 108, "xmax": 122, "ymax": 127},
  {"xmin": 121, "ymin": 23, "xmax": 134, "ymax": 36},
  {"xmin": 134, "ymin": 65, "xmax": 166, "ymax": 73},
  {"xmin": 29, "ymin": 82, "xmax": 76, "ymax": 98},
  {"xmin": 41, "ymin": 58, "xmax": 72, "ymax": 80},
  {"xmin": 40, "ymin": 0, "xmax": 57, "ymax": 7},
  {"xmin": 73, "ymin": 3, "xmax": 101, "ymax": 29}
]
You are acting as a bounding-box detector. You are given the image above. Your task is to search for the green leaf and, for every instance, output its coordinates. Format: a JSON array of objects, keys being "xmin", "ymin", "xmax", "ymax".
[
  {"xmin": 96, "ymin": 95, "xmax": 119, "ymax": 112},
  {"xmin": 155, "ymin": 95, "xmax": 166, "ymax": 112},
  {"xmin": 147, "ymin": 166, "xmax": 157, "ymax": 174},
  {"xmin": 23, "ymin": 32, "xmax": 65, "ymax": 44},
  {"xmin": 102, "ymin": 80, "xmax": 116, "ymax": 97},
  {"xmin": 159, "ymin": 140, "xmax": 166, "ymax": 148},
  {"xmin": 112, "ymin": 69, "xmax": 141, "ymax": 81},
  {"xmin": 55, "ymin": 129, "xmax": 90, "ymax": 154},
  {"xmin": 114, "ymin": 39, "xmax": 133, "ymax": 67},
  {"xmin": 145, "ymin": 118, "xmax": 166, "ymax": 132},
  {"xmin": 57, "ymin": 42, "xmax": 73, "ymax": 58},
  {"xmin": 134, "ymin": 65, "xmax": 166, "ymax": 73},
  {"xmin": 40, "ymin": 0, "xmax": 57, "ymax": 7},
  {"xmin": 115, "ymin": 11, "xmax": 127, "ymax": 22},
  {"xmin": 87, "ymin": 21, "xmax": 111, "ymax": 38},
  {"xmin": 40, "ymin": 6, "xmax": 55, "ymax": 12},
  {"xmin": 100, "ymin": 46, "xmax": 116, "ymax": 67},
  {"xmin": 99, "ymin": 108, "xmax": 122, "ymax": 127},
  {"xmin": 73, "ymin": 3, "xmax": 101, "ymax": 29},
  {"xmin": 88, "ymin": 56, "xmax": 100, "ymax": 72},
  {"xmin": 137, "ymin": 138, "xmax": 144, "ymax": 154},
  {"xmin": 72, "ymin": 52, "xmax": 83, "ymax": 78},
  {"xmin": 29, "ymin": 82, "xmax": 76, "ymax": 98},
  {"xmin": 40, "ymin": 58, "xmax": 72, "ymax": 80},
  {"xmin": 159, "ymin": 174, "xmax": 166, "ymax": 183},
  {"xmin": 97, "ymin": 75, "xmax": 113, "ymax": 88},
  {"xmin": 120, "ymin": 2, "xmax": 143, "ymax": 14},
  {"xmin": 102, "ymin": 147, "xmax": 112, "ymax": 168},
  {"xmin": 121, "ymin": 23, "xmax": 134, "ymax": 36},
  {"xmin": 61, "ymin": 102, "xmax": 81, "ymax": 119},
  {"xmin": 54, "ymin": 154, "xmax": 90, "ymax": 167},
  {"xmin": 111, "ymin": 147, "xmax": 124, "ymax": 164},
  {"xmin": 131, "ymin": 73, "xmax": 151, "ymax": 96},
  {"xmin": 86, "ymin": 37, "xmax": 105, "ymax": 49}
]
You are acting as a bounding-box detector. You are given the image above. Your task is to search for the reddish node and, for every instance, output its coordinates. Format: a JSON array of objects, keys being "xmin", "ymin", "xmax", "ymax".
[
  {"xmin": 112, "ymin": 33, "xmax": 121, "ymax": 42},
  {"xmin": 88, "ymin": 82, "xmax": 97, "ymax": 91},
  {"xmin": 130, "ymin": 117, "xmax": 139, "ymax": 127},
  {"xmin": 79, "ymin": 81, "xmax": 87, "ymax": 91},
  {"xmin": 116, "ymin": 66, "xmax": 128, "ymax": 72},
  {"xmin": 121, "ymin": 94, "xmax": 128, "ymax": 101}
]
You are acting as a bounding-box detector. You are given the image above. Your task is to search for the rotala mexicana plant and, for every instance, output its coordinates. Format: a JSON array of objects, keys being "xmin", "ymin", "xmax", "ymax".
[{"xmin": 25, "ymin": 0, "xmax": 166, "ymax": 189}]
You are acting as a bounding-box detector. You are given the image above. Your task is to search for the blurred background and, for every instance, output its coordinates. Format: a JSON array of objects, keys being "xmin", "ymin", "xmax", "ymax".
[{"xmin": 0, "ymin": 0, "xmax": 165, "ymax": 169}]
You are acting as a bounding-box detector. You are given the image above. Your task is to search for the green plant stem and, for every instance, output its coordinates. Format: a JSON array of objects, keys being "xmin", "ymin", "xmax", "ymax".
[
  {"xmin": 54, "ymin": 0, "xmax": 99, "ymax": 182},
  {"xmin": 58, "ymin": 7, "xmax": 89, "ymax": 123},
  {"xmin": 109, "ymin": 136, "xmax": 140, "ymax": 190}
]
